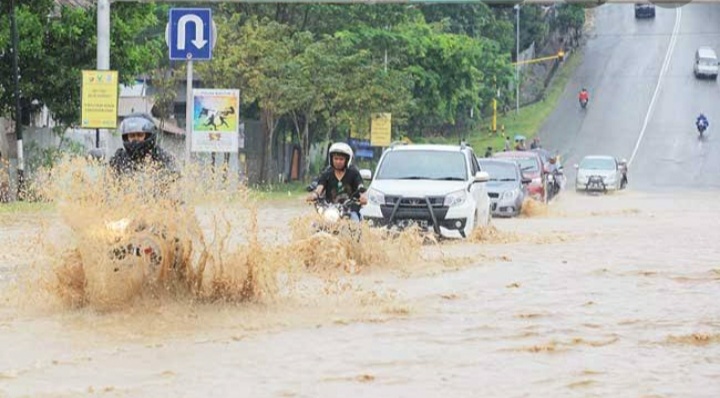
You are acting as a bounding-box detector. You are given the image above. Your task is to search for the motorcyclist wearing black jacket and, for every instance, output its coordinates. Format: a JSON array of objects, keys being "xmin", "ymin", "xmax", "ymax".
[{"xmin": 109, "ymin": 113, "xmax": 178, "ymax": 176}]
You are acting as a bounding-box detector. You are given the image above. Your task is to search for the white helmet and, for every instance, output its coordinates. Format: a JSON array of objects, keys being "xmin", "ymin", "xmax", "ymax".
[{"xmin": 328, "ymin": 142, "xmax": 354, "ymax": 168}]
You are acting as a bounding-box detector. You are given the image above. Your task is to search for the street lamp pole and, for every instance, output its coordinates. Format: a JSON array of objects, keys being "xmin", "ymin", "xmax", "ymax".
[
  {"xmin": 515, "ymin": 4, "xmax": 520, "ymax": 115},
  {"xmin": 10, "ymin": 0, "xmax": 25, "ymax": 199}
]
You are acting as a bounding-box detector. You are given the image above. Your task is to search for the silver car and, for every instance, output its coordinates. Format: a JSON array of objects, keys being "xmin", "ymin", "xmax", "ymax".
[
  {"xmin": 574, "ymin": 155, "xmax": 628, "ymax": 192},
  {"xmin": 478, "ymin": 158, "xmax": 529, "ymax": 217}
]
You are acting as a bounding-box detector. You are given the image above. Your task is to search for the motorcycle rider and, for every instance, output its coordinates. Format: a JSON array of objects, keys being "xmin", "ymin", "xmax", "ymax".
[
  {"xmin": 306, "ymin": 142, "xmax": 368, "ymax": 221},
  {"xmin": 110, "ymin": 112, "xmax": 178, "ymax": 176},
  {"xmin": 108, "ymin": 113, "xmax": 180, "ymax": 202},
  {"xmin": 545, "ymin": 156, "xmax": 562, "ymax": 196},
  {"xmin": 696, "ymin": 113, "xmax": 709, "ymax": 134},
  {"xmin": 578, "ymin": 88, "xmax": 589, "ymax": 107}
]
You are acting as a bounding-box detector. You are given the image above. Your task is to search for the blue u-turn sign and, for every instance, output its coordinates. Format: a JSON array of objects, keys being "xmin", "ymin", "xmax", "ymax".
[{"xmin": 167, "ymin": 8, "xmax": 215, "ymax": 61}]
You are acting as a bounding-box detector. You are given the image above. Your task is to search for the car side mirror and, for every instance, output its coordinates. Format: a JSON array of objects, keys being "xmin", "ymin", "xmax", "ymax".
[
  {"xmin": 521, "ymin": 177, "xmax": 532, "ymax": 185},
  {"xmin": 474, "ymin": 171, "xmax": 490, "ymax": 183},
  {"xmin": 360, "ymin": 169, "xmax": 372, "ymax": 180}
]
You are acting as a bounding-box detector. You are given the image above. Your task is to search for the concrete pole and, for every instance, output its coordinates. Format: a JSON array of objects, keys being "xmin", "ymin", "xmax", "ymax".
[
  {"xmin": 515, "ymin": 4, "xmax": 520, "ymax": 115},
  {"xmin": 97, "ymin": 0, "xmax": 110, "ymax": 156},
  {"xmin": 97, "ymin": 0, "xmax": 110, "ymax": 70}
]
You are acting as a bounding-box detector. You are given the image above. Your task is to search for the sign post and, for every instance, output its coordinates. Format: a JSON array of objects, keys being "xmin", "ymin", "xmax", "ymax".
[
  {"xmin": 81, "ymin": 70, "xmax": 119, "ymax": 146},
  {"xmin": 191, "ymin": 89, "xmax": 240, "ymax": 153},
  {"xmin": 370, "ymin": 113, "xmax": 392, "ymax": 148},
  {"xmin": 166, "ymin": 8, "xmax": 217, "ymax": 162}
]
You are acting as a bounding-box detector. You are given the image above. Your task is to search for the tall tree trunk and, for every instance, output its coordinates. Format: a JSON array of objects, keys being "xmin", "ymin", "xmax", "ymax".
[
  {"xmin": 302, "ymin": 117, "xmax": 310, "ymax": 180},
  {"xmin": 261, "ymin": 108, "xmax": 278, "ymax": 183}
]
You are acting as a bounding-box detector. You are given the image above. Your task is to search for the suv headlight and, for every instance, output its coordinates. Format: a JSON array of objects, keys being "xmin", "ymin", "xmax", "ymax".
[
  {"xmin": 502, "ymin": 189, "xmax": 519, "ymax": 200},
  {"xmin": 443, "ymin": 189, "xmax": 467, "ymax": 207},
  {"xmin": 367, "ymin": 188, "xmax": 385, "ymax": 206}
]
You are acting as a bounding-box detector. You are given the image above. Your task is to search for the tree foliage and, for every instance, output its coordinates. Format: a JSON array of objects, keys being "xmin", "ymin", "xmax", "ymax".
[{"xmin": 0, "ymin": 2, "xmax": 163, "ymax": 128}]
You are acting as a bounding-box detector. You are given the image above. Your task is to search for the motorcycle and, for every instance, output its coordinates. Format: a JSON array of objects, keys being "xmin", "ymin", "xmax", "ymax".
[
  {"xmin": 58, "ymin": 214, "xmax": 196, "ymax": 308},
  {"xmin": 546, "ymin": 172, "xmax": 562, "ymax": 201},
  {"xmin": 306, "ymin": 183, "xmax": 365, "ymax": 241},
  {"xmin": 697, "ymin": 121, "xmax": 708, "ymax": 139},
  {"xmin": 579, "ymin": 98, "xmax": 588, "ymax": 109}
]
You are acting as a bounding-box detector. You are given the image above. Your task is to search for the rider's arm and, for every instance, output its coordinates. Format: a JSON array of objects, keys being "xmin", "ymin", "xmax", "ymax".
[
  {"xmin": 307, "ymin": 170, "xmax": 330, "ymax": 201},
  {"xmin": 351, "ymin": 171, "xmax": 368, "ymax": 205}
]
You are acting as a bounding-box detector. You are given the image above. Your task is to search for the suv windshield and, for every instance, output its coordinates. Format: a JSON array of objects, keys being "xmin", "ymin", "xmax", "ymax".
[
  {"xmin": 699, "ymin": 57, "xmax": 717, "ymax": 66},
  {"xmin": 376, "ymin": 150, "xmax": 467, "ymax": 180},
  {"xmin": 478, "ymin": 161, "xmax": 517, "ymax": 181},
  {"xmin": 580, "ymin": 157, "xmax": 616, "ymax": 170}
]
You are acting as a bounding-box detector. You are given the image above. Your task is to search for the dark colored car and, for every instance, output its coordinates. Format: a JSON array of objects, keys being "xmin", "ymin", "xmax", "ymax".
[{"xmin": 635, "ymin": 3, "xmax": 655, "ymax": 18}]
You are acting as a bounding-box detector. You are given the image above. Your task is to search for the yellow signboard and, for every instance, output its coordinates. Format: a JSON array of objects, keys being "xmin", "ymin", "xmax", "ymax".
[
  {"xmin": 81, "ymin": 70, "xmax": 119, "ymax": 129},
  {"xmin": 370, "ymin": 113, "xmax": 391, "ymax": 147}
]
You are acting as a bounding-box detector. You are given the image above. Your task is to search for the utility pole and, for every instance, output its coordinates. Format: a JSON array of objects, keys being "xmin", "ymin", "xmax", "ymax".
[
  {"xmin": 11, "ymin": 0, "xmax": 24, "ymax": 199},
  {"xmin": 97, "ymin": 0, "xmax": 111, "ymax": 155},
  {"xmin": 515, "ymin": 4, "xmax": 520, "ymax": 115}
]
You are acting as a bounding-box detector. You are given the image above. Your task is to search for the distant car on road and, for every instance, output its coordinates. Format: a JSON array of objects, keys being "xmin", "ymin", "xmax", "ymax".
[
  {"xmin": 574, "ymin": 155, "xmax": 628, "ymax": 193},
  {"xmin": 693, "ymin": 46, "xmax": 719, "ymax": 80},
  {"xmin": 634, "ymin": 3, "xmax": 655, "ymax": 18}
]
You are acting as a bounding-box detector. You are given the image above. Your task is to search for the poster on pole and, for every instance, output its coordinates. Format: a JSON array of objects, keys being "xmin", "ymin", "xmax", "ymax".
[
  {"xmin": 80, "ymin": 70, "xmax": 119, "ymax": 129},
  {"xmin": 370, "ymin": 113, "xmax": 391, "ymax": 147},
  {"xmin": 191, "ymin": 89, "xmax": 240, "ymax": 153}
]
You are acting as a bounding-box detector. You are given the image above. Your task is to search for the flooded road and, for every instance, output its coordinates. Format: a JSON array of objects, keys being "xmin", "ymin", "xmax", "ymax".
[{"xmin": 1, "ymin": 189, "xmax": 719, "ymax": 397}]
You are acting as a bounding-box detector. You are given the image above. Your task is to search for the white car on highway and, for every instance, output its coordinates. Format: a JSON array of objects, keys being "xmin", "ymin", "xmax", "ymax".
[
  {"xmin": 360, "ymin": 143, "xmax": 491, "ymax": 239},
  {"xmin": 574, "ymin": 155, "xmax": 628, "ymax": 192}
]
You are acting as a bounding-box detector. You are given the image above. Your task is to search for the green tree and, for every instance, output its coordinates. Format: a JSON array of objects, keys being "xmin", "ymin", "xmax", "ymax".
[{"xmin": 0, "ymin": 2, "xmax": 163, "ymax": 129}]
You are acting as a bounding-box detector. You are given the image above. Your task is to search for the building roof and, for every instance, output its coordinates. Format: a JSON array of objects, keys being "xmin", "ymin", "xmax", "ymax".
[{"xmin": 54, "ymin": 0, "xmax": 92, "ymax": 8}]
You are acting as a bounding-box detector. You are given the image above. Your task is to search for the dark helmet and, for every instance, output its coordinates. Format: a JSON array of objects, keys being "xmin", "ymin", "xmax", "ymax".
[{"xmin": 118, "ymin": 113, "xmax": 157, "ymax": 159}]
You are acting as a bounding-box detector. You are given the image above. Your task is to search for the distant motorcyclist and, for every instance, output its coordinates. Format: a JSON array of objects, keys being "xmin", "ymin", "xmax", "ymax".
[
  {"xmin": 546, "ymin": 156, "xmax": 562, "ymax": 195},
  {"xmin": 306, "ymin": 142, "xmax": 368, "ymax": 221},
  {"xmin": 578, "ymin": 88, "xmax": 589, "ymax": 108},
  {"xmin": 696, "ymin": 113, "xmax": 709, "ymax": 135}
]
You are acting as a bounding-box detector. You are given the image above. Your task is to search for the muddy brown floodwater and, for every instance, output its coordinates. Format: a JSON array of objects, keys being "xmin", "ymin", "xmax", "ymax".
[{"xmin": 1, "ymin": 188, "xmax": 719, "ymax": 397}]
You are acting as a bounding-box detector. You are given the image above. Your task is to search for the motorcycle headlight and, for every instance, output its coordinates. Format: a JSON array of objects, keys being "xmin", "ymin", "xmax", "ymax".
[
  {"xmin": 368, "ymin": 188, "xmax": 385, "ymax": 206},
  {"xmin": 105, "ymin": 218, "xmax": 130, "ymax": 233},
  {"xmin": 502, "ymin": 189, "xmax": 519, "ymax": 200},
  {"xmin": 443, "ymin": 189, "xmax": 467, "ymax": 207},
  {"xmin": 323, "ymin": 207, "xmax": 341, "ymax": 222}
]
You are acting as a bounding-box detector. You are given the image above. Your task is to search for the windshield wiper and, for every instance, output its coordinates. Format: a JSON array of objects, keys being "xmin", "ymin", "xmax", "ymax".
[
  {"xmin": 397, "ymin": 176, "xmax": 426, "ymax": 180},
  {"xmin": 433, "ymin": 177, "xmax": 465, "ymax": 181},
  {"xmin": 499, "ymin": 178, "xmax": 516, "ymax": 181}
]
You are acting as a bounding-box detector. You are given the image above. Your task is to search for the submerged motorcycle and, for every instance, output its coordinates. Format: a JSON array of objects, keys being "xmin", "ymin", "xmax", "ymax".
[{"xmin": 57, "ymin": 213, "xmax": 197, "ymax": 308}]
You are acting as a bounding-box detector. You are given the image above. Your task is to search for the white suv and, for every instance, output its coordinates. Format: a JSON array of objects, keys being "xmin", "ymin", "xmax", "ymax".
[{"xmin": 360, "ymin": 143, "xmax": 491, "ymax": 239}]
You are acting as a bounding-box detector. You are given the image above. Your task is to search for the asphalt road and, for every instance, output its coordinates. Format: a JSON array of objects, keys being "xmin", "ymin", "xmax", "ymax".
[{"xmin": 538, "ymin": 3, "xmax": 720, "ymax": 191}]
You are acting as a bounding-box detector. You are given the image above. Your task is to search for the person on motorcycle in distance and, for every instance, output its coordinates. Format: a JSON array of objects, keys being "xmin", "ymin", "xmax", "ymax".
[
  {"xmin": 545, "ymin": 156, "xmax": 562, "ymax": 191},
  {"xmin": 696, "ymin": 113, "xmax": 709, "ymax": 132},
  {"xmin": 306, "ymin": 142, "xmax": 368, "ymax": 221},
  {"xmin": 578, "ymin": 88, "xmax": 589, "ymax": 104}
]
